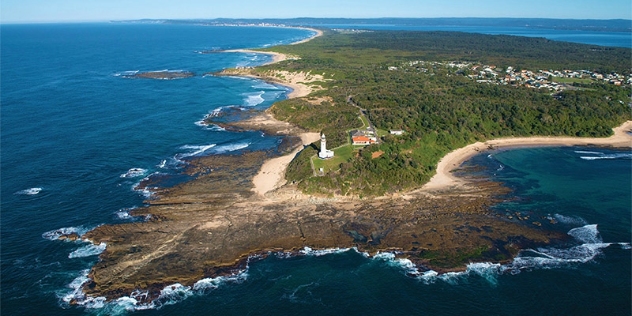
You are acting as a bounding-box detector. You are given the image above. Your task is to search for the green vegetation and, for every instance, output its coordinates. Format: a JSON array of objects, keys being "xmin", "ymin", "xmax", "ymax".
[
  {"xmin": 358, "ymin": 114, "xmax": 370, "ymax": 129},
  {"xmin": 260, "ymin": 30, "xmax": 631, "ymax": 196},
  {"xmin": 552, "ymin": 77, "xmax": 594, "ymax": 84},
  {"xmin": 269, "ymin": 96, "xmax": 358, "ymax": 149},
  {"xmin": 312, "ymin": 145, "xmax": 355, "ymax": 174}
]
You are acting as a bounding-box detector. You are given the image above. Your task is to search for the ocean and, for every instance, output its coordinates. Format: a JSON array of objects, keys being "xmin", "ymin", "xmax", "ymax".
[{"xmin": 1, "ymin": 23, "xmax": 630, "ymax": 315}]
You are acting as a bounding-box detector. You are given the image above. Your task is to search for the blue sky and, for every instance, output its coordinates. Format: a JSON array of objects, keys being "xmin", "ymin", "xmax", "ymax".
[{"xmin": 2, "ymin": 0, "xmax": 631, "ymax": 23}]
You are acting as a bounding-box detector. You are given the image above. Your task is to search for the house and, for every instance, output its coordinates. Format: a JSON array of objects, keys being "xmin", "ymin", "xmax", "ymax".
[
  {"xmin": 352, "ymin": 135, "xmax": 377, "ymax": 146},
  {"xmin": 389, "ymin": 130, "xmax": 404, "ymax": 136}
]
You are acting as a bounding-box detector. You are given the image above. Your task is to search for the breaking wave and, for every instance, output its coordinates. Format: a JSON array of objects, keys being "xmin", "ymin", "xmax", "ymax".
[
  {"xmin": 63, "ymin": 228, "xmax": 631, "ymax": 314},
  {"xmin": 68, "ymin": 243, "xmax": 107, "ymax": 259},
  {"xmin": 178, "ymin": 144, "xmax": 217, "ymax": 158},
  {"xmin": 243, "ymin": 91, "xmax": 265, "ymax": 107},
  {"xmin": 115, "ymin": 206, "xmax": 138, "ymax": 220},
  {"xmin": 120, "ymin": 168, "xmax": 147, "ymax": 178},
  {"xmin": 16, "ymin": 187, "xmax": 42, "ymax": 195},
  {"xmin": 252, "ymin": 82, "xmax": 283, "ymax": 90},
  {"xmin": 213, "ymin": 142, "xmax": 250, "ymax": 154},
  {"xmin": 64, "ymin": 266, "xmax": 249, "ymax": 314},
  {"xmin": 42, "ymin": 226, "xmax": 91, "ymax": 241},
  {"xmin": 554, "ymin": 214, "xmax": 588, "ymax": 226},
  {"xmin": 379, "ymin": 224, "xmax": 629, "ymax": 285},
  {"xmin": 113, "ymin": 70, "xmax": 139, "ymax": 77},
  {"xmin": 577, "ymin": 150, "xmax": 632, "ymax": 161},
  {"xmin": 574, "ymin": 150, "xmax": 603, "ymax": 155},
  {"xmin": 300, "ymin": 246, "xmax": 356, "ymax": 257}
]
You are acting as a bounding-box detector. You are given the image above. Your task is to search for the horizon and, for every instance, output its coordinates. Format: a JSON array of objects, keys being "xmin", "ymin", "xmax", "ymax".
[
  {"xmin": 2, "ymin": 0, "xmax": 631, "ymax": 24},
  {"xmin": 2, "ymin": 17, "xmax": 632, "ymax": 26}
]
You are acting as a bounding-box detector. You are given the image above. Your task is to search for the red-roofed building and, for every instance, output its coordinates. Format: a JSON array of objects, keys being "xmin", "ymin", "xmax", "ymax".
[{"xmin": 352, "ymin": 135, "xmax": 376, "ymax": 146}]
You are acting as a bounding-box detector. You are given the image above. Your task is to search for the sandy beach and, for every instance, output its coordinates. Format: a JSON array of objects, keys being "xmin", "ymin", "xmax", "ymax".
[
  {"xmin": 225, "ymin": 28, "xmax": 322, "ymax": 65},
  {"xmin": 223, "ymin": 28, "xmax": 326, "ymax": 196},
  {"xmin": 251, "ymin": 132, "xmax": 321, "ymax": 196},
  {"xmin": 223, "ymin": 28, "xmax": 323, "ymax": 99},
  {"xmin": 423, "ymin": 120, "xmax": 632, "ymax": 191}
]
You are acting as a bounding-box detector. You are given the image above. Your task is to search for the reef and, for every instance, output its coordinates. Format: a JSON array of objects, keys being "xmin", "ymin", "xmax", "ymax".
[{"xmin": 123, "ymin": 70, "xmax": 195, "ymax": 80}]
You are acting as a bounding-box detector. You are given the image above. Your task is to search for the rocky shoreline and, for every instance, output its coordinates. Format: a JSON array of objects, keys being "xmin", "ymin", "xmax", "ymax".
[
  {"xmin": 76, "ymin": 115, "xmax": 570, "ymax": 303},
  {"xmin": 72, "ymin": 28, "xmax": 631, "ymax": 305}
]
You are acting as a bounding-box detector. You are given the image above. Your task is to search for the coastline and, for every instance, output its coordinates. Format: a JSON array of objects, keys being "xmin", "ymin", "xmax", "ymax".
[
  {"xmin": 251, "ymin": 131, "xmax": 321, "ymax": 196},
  {"xmin": 220, "ymin": 28, "xmax": 325, "ymax": 196},
  {"xmin": 423, "ymin": 121, "xmax": 632, "ymax": 191},
  {"xmin": 224, "ymin": 27, "xmax": 322, "ymax": 65},
  {"xmin": 76, "ymin": 26, "xmax": 631, "ymax": 305}
]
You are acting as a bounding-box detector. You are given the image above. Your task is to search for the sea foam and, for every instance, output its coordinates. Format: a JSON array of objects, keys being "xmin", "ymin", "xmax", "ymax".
[
  {"xmin": 42, "ymin": 226, "xmax": 91, "ymax": 241},
  {"xmin": 243, "ymin": 91, "xmax": 265, "ymax": 107},
  {"xmin": 65, "ymin": 267, "xmax": 249, "ymax": 313},
  {"xmin": 580, "ymin": 153, "xmax": 632, "ymax": 160},
  {"xmin": 252, "ymin": 82, "xmax": 282, "ymax": 90},
  {"xmin": 120, "ymin": 168, "xmax": 147, "ymax": 178},
  {"xmin": 554, "ymin": 214, "xmax": 588, "ymax": 226},
  {"xmin": 68, "ymin": 242, "xmax": 107, "ymax": 259},
  {"xmin": 375, "ymin": 224, "xmax": 629, "ymax": 284},
  {"xmin": 115, "ymin": 207, "xmax": 136, "ymax": 220},
  {"xmin": 178, "ymin": 144, "xmax": 217, "ymax": 158},
  {"xmin": 213, "ymin": 142, "xmax": 250, "ymax": 154},
  {"xmin": 16, "ymin": 187, "xmax": 42, "ymax": 195},
  {"xmin": 300, "ymin": 246, "xmax": 354, "ymax": 257},
  {"xmin": 577, "ymin": 150, "xmax": 632, "ymax": 161},
  {"xmin": 503, "ymin": 224, "xmax": 615, "ymax": 273}
]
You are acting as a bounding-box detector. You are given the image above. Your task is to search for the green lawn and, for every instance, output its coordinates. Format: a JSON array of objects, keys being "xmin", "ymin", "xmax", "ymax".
[
  {"xmin": 553, "ymin": 77, "xmax": 593, "ymax": 84},
  {"xmin": 312, "ymin": 144, "xmax": 355, "ymax": 174},
  {"xmin": 376, "ymin": 128, "xmax": 389, "ymax": 137},
  {"xmin": 358, "ymin": 114, "xmax": 370, "ymax": 128}
]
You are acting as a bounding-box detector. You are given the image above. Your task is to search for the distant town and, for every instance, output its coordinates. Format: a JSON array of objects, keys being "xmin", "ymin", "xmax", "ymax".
[{"xmin": 390, "ymin": 60, "xmax": 632, "ymax": 92}]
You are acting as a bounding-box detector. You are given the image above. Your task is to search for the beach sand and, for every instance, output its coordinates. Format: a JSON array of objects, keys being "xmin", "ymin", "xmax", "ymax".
[
  {"xmin": 222, "ymin": 28, "xmax": 327, "ymax": 196},
  {"xmin": 422, "ymin": 121, "xmax": 632, "ymax": 191},
  {"xmin": 251, "ymin": 132, "xmax": 320, "ymax": 196}
]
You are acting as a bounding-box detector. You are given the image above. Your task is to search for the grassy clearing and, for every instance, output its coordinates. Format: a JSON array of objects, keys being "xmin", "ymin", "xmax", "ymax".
[
  {"xmin": 553, "ymin": 77, "xmax": 593, "ymax": 84},
  {"xmin": 311, "ymin": 144, "xmax": 355, "ymax": 174}
]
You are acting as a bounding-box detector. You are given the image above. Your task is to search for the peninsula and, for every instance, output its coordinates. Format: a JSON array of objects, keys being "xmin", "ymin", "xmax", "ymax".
[{"xmin": 79, "ymin": 28, "xmax": 631, "ymax": 304}]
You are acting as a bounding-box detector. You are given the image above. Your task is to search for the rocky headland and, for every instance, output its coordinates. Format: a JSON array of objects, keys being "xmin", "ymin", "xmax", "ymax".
[
  {"xmin": 79, "ymin": 112, "xmax": 573, "ymax": 303},
  {"xmin": 76, "ymin": 28, "xmax": 631, "ymax": 304}
]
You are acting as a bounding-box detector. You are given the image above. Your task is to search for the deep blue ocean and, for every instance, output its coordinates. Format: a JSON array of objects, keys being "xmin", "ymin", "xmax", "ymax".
[{"xmin": 1, "ymin": 23, "xmax": 630, "ymax": 315}]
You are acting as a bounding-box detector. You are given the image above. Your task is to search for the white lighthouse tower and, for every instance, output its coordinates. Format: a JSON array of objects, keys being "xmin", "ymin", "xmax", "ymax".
[{"xmin": 318, "ymin": 133, "xmax": 334, "ymax": 159}]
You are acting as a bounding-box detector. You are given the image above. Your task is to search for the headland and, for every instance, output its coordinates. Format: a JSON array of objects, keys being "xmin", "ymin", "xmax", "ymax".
[{"xmin": 75, "ymin": 27, "xmax": 632, "ymax": 305}]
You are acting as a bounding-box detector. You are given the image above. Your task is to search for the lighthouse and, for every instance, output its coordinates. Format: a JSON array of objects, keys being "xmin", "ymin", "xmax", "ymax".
[{"xmin": 318, "ymin": 133, "xmax": 334, "ymax": 159}]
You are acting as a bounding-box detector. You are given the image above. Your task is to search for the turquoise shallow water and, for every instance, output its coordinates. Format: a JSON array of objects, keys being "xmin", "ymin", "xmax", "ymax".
[{"xmin": 1, "ymin": 23, "xmax": 630, "ymax": 315}]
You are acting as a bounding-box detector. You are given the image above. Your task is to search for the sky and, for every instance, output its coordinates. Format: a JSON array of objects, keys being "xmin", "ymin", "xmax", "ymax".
[{"xmin": 2, "ymin": 0, "xmax": 631, "ymax": 23}]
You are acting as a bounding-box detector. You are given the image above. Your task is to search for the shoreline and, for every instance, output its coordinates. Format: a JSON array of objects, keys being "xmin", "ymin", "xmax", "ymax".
[
  {"xmin": 422, "ymin": 121, "xmax": 632, "ymax": 191},
  {"xmin": 224, "ymin": 27, "xmax": 322, "ymax": 65},
  {"xmin": 77, "ymin": 26, "xmax": 631, "ymax": 304},
  {"xmin": 221, "ymin": 28, "xmax": 324, "ymax": 196}
]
